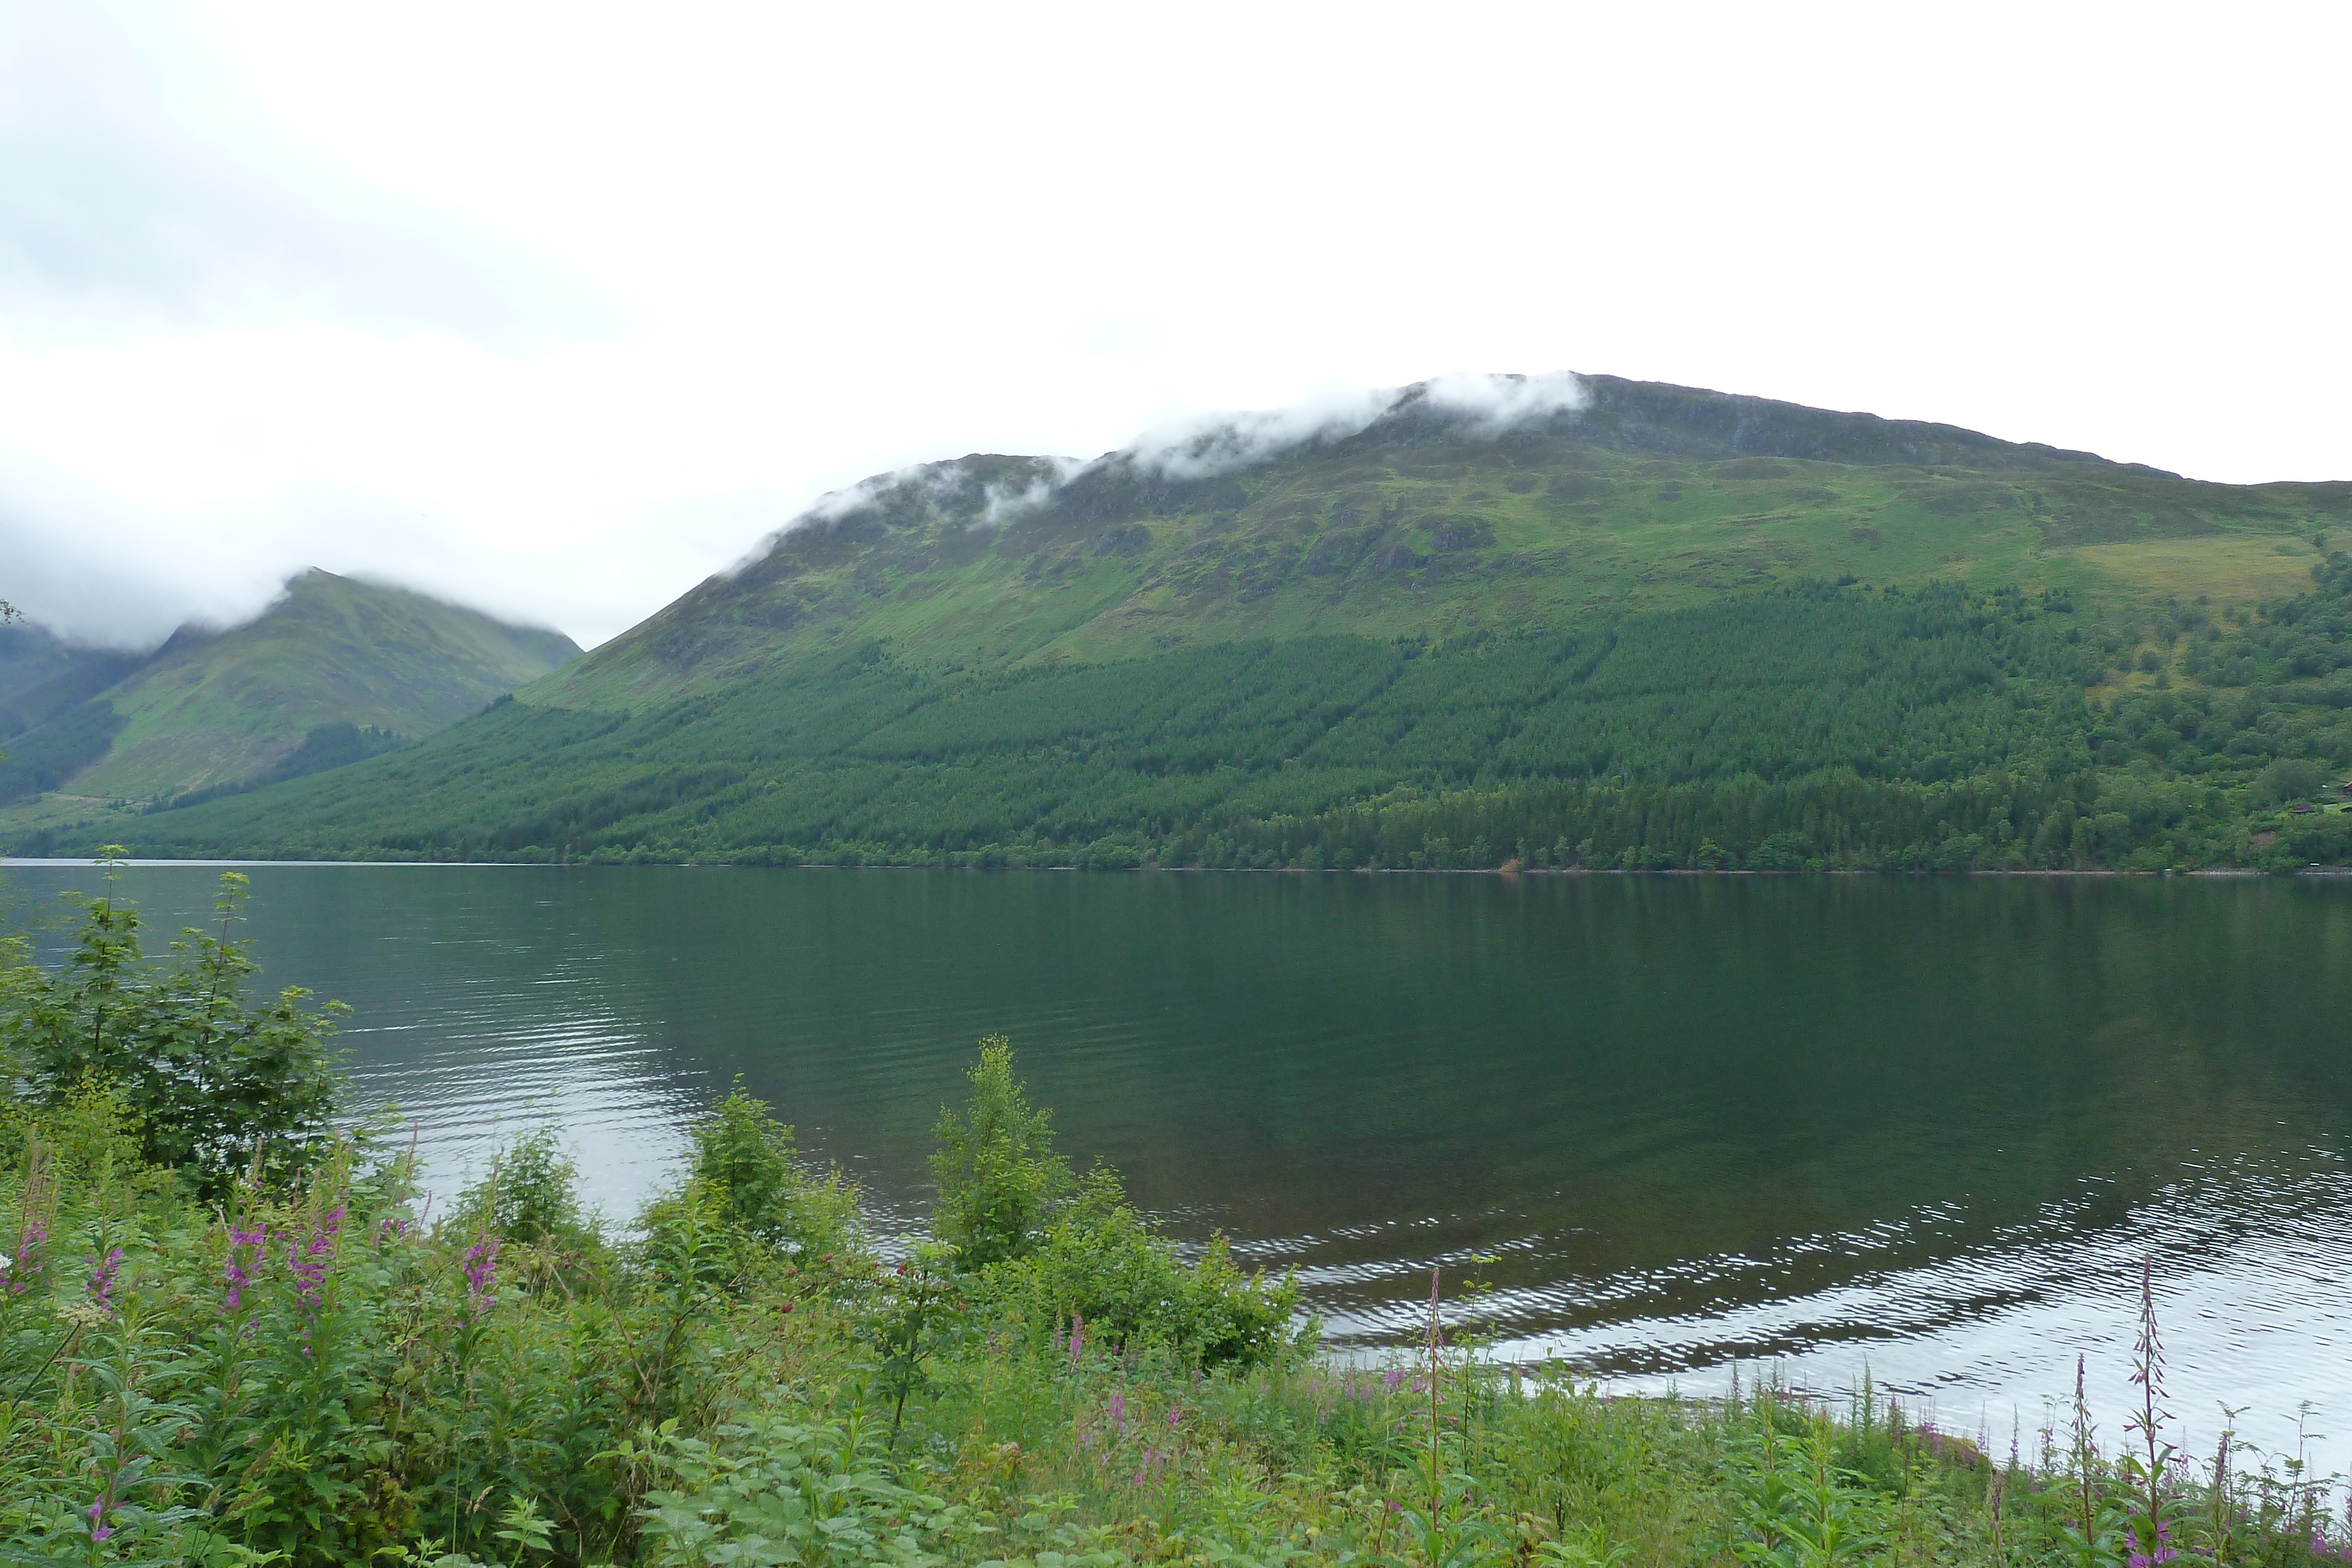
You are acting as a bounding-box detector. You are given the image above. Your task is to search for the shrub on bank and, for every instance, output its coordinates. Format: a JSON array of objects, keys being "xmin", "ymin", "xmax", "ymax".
[{"xmin": 2, "ymin": 859, "xmax": 340, "ymax": 1196}]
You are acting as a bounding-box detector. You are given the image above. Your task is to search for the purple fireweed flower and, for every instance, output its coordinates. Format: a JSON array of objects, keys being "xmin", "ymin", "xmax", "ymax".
[
  {"xmin": 1067, "ymin": 1312, "xmax": 1085, "ymax": 1366},
  {"xmin": 2128, "ymin": 1520, "xmax": 2179, "ymax": 1568},
  {"xmin": 1168, "ymin": 1405, "xmax": 1181, "ymax": 1429},
  {"xmin": 223, "ymin": 1225, "xmax": 268, "ymax": 1313},
  {"xmin": 9, "ymin": 1158, "xmax": 60, "ymax": 1296},
  {"xmin": 1108, "ymin": 1390, "xmax": 1125, "ymax": 1432},
  {"xmin": 88, "ymin": 1500, "xmax": 112, "ymax": 1542},
  {"xmin": 1383, "ymin": 1368, "xmax": 1406, "ymax": 1391},
  {"xmin": 288, "ymin": 1206, "xmax": 346, "ymax": 1310},
  {"xmin": 86, "ymin": 1248, "xmax": 123, "ymax": 1312},
  {"xmin": 281, "ymin": 1206, "xmax": 348, "ymax": 1355},
  {"xmin": 463, "ymin": 1236, "xmax": 502, "ymax": 1315},
  {"xmin": 9, "ymin": 1217, "xmax": 48, "ymax": 1295}
]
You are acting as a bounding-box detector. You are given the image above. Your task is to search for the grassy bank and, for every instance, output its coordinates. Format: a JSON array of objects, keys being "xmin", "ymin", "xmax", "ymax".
[{"xmin": 2, "ymin": 873, "xmax": 2344, "ymax": 1564}]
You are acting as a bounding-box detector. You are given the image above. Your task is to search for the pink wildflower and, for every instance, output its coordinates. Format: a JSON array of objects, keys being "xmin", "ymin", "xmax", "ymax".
[
  {"xmin": 463, "ymin": 1236, "xmax": 502, "ymax": 1315},
  {"xmin": 223, "ymin": 1225, "xmax": 268, "ymax": 1313},
  {"xmin": 86, "ymin": 1248, "xmax": 123, "ymax": 1313},
  {"xmin": 289, "ymin": 1206, "xmax": 345, "ymax": 1309},
  {"xmin": 8, "ymin": 1216, "xmax": 47, "ymax": 1295}
]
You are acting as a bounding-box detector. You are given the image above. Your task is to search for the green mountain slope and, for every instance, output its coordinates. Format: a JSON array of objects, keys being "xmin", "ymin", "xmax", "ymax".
[
  {"xmin": 0, "ymin": 570, "xmax": 579, "ymax": 809},
  {"xmin": 541, "ymin": 373, "xmax": 2348, "ymax": 707},
  {"xmin": 24, "ymin": 376, "xmax": 2352, "ymax": 870}
]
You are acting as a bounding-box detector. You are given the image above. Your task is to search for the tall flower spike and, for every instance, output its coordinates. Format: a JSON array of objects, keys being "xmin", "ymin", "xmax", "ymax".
[
  {"xmin": 86, "ymin": 1248, "xmax": 123, "ymax": 1313},
  {"xmin": 8, "ymin": 1139, "xmax": 59, "ymax": 1296},
  {"xmin": 223, "ymin": 1225, "xmax": 268, "ymax": 1313},
  {"xmin": 2126, "ymin": 1255, "xmax": 2179, "ymax": 1568},
  {"xmin": 463, "ymin": 1236, "xmax": 502, "ymax": 1315}
]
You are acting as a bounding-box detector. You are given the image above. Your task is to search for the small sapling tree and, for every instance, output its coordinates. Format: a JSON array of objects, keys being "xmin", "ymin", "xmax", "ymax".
[
  {"xmin": 868, "ymin": 1240, "xmax": 964, "ymax": 1447},
  {"xmin": 929, "ymin": 1034, "xmax": 1068, "ymax": 1269}
]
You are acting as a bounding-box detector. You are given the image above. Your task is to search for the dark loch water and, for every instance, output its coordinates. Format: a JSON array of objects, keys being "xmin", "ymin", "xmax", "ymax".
[{"xmin": 8, "ymin": 862, "xmax": 2352, "ymax": 1472}]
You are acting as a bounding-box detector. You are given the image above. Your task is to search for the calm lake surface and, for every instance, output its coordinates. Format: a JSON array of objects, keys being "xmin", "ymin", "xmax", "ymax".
[{"xmin": 8, "ymin": 862, "xmax": 2351, "ymax": 1470}]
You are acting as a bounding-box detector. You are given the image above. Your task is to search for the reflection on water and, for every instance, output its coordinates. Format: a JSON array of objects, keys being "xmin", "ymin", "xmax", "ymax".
[{"xmin": 6, "ymin": 861, "xmax": 2351, "ymax": 1470}]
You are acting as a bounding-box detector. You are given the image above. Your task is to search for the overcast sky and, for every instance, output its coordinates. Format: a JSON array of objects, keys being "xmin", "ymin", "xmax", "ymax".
[{"xmin": 4, "ymin": 2, "xmax": 2346, "ymax": 648}]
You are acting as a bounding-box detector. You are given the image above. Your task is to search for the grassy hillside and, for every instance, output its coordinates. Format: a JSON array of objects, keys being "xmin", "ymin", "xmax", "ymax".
[
  {"xmin": 539, "ymin": 374, "xmax": 2348, "ymax": 708},
  {"xmin": 0, "ymin": 570, "xmax": 579, "ymax": 810},
  {"xmin": 22, "ymin": 376, "xmax": 2352, "ymax": 870}
]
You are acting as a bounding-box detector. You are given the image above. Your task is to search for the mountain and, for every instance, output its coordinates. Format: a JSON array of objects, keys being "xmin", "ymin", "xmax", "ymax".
[
  {"xmin": 542, "ymin": 373, "xmax": 2348, "ymax": 707},
  {"xmin": 0, "ymin": 623, "xmax": 148, "ymax": 740},
  {"xmin": 21, "ymin": 376, "xmax": 2352, "ymax": 871},
  {"xmin": 0, "ymin": 570, "xmax": 580, "ymax": 812}
]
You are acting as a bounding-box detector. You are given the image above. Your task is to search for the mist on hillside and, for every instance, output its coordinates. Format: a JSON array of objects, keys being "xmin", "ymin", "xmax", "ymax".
[
  {"xmin": 0, "ymin": 530, "xmax": 571, "ymax": 654},
  {"xmin": 773, "ymin": 371, "xmax": 1595, "ymax": 554}
]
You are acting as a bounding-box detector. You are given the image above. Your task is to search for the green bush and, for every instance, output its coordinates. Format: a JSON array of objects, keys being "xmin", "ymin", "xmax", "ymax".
[
  {"xmin": 684, "ymin": 1082, "xmax": 862, "ymax": 1261},
  {"xmin": 0, "ymin": 860, "xmax": 340, "ymax": 1196},
  {"xmin": 630, "ymin": 1089, "xmax": 866, "ymax": 1310},
  {"xmin": 985, "ymin": 1165, "xmax": 1301, "ymax": 1370},
  {"xmin": 929, "ymin": 1039, "xmax": 1300, "ymax": 1369},
  {"xmin": 2260, "ymin": 755, "xmax": 2323, "ymax": 803},
  {"xmin": 929, "ymin": 1035, "xmax": 1068, "ymax": 1269},
  {"xmin": 453, "ymin": 1124, "xmax": 602, "ymax": 1253}
]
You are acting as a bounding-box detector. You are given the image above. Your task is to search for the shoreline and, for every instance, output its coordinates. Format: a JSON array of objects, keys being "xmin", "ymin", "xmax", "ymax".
[{"xmin": 5, "ymin": 856, "xmax": 2344, "ymax": 877}]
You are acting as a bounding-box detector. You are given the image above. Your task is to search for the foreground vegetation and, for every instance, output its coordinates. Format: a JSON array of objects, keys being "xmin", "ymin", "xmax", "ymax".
[{"xmin": 3, "ymin": 865, "xmax": 2348, "ymax": 1565}]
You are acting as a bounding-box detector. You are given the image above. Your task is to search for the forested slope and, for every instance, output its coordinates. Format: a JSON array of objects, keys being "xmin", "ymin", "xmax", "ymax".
[
  {"xmin": 48, "ymin": 571, "xmax": 2352, "ymax": 871},
  {"xmin": 19, "ymin": 375, "xmax": 2352, "ymax": 870}
]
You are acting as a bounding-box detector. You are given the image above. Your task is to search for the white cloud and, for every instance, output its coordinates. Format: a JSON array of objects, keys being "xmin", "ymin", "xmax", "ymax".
[
  {"xmin": 979, "ymin": 461, "xmax": 1085, "ymax": 527},
  {"xmin": 1419, "ymin": 371, "xmax": 1591, "ymax": 434},
  {"xmin": 1125, "ymin": 386, "xmax": 1398, "ymax": 480},
  {"xmin": 755, "ymin": 375, "xmax": 1589, "ymax": 546},
  {"xmin": 0, "ymin": 1, "xmax": 2344, "ymax": 648},
  {"xmin": 0, "ymin": 463, "xmax": 283, "ymax": 647},
  {"xmin": 0, "ymin": 4, "xmax": 602, "ymax": 342}
]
